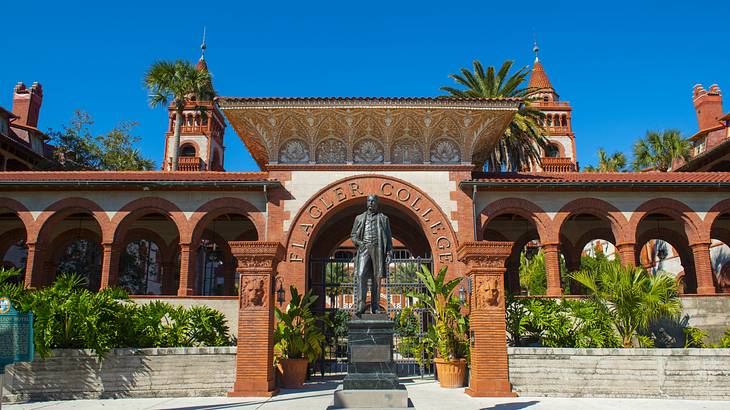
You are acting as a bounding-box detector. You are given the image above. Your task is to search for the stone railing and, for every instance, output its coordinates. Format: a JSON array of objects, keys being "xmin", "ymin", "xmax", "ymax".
[
  {"xmin": 540, "ymin": 157, "xmax": 576, "ymax": 172},
  {"xmin": 175, "ymin": 156, "xmax": 206, "ymax": 171},
  {"xmin": 509, "ymin": 347, "xmax": 730, "ymax": 400}
]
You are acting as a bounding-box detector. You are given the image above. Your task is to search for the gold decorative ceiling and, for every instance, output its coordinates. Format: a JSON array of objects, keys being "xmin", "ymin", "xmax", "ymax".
[{"xmin": 217, "ymin": 97, "xmax": 520, "ymax": 169}]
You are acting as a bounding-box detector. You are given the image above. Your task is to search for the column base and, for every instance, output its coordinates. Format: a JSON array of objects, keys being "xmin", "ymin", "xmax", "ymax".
[
  {"xmin": 228, "ymin": 388, "xmax": 279, "ymax": 397},
  {"xmin": 697, "ymin": 286, "xmax": 717, "ymax": 295},
  {"xmin": 465, "ymin": 379, "xmax": 517, "ymax": 397},
  {"xmin": 177, "ymin": 287, "xmax": 194, "ymax": 296}
]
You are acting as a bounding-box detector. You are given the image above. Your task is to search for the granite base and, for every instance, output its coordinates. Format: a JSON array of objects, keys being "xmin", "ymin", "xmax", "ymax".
[{"xmin": 332, "ymin": 384, "xmax": 410, "ymax": 409}]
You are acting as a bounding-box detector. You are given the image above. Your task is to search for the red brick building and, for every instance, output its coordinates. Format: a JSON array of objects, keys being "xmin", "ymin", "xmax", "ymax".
[
  {"xmin": 0, "ymin": 82, "xmax": 54, "ymax": 171},
  {"xmin": 2, "ymin": 53, "xmax": 730, "ymax": 396}
]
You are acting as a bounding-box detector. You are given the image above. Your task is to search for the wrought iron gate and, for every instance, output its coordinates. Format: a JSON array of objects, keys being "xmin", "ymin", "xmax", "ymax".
[{"xmin": 309, "ymin": 256, "xmax": 434, "ymax": 377}]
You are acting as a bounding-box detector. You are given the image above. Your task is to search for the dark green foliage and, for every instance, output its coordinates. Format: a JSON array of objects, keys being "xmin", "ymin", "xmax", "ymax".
[
  {"xmin": 506, "ymin": 297, "xmax": 621, "ymax": 348},
  {"xmin": 45, "ymin": 110, "xmax": 155, "ymax": 171},
  {"xmin": 274, "ymin": 286, "xmax": 326, "ymax": 363},
  {"xmin": 719, "ymin": 330, "xmax": 730, "ymax": 348},
  {"xmin": 582, "ymin": 148, "xmax": 627, "ymax": 172},
  {"xmin": 0, "ymin": 269, "xmax": 231, "ymax": 358},
  {"xmin": 632, "ymin": 129, "xmax": 691, "ymax": 171},
  {"xmin": 518, "ymin": 250, "xmax": 571, "ymax": 295}
]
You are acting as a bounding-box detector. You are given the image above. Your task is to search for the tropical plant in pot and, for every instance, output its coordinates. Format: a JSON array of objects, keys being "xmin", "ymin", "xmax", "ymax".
[
  {"xmin": 273, "ymin": 286, "xmax": 326, "ymax": 388},
  {"xmin": 410, "ymin": 266, "xmax": 469, "ymax": 388}
]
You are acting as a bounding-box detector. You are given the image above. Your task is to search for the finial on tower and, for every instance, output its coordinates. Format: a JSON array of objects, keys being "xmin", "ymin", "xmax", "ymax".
[
  {"xmin": 200, "ymin": 27, "xmax": 207, "ymax": 60},
  {"xmin": 533, "ymin": 31, "xmax": 540, "ymax": 62}
]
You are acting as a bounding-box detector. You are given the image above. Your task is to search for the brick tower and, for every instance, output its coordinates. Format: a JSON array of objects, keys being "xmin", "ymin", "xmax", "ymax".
[
  {"xmin": 162, "ymin": 32, "xmax": 227, "ymax": 171},
  {"xmin": 528, "ymin": 43, "xmax": 577, "ymax": 172}
]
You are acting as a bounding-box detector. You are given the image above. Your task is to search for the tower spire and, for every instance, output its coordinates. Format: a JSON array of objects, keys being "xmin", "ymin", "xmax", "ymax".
[
  {"xmin": 533, "ymin": 31, "xmax": 540, "ymax": 62},
  {"xmin": 196, "ymin": 27, "xmax": 209, "ymax": 72}
]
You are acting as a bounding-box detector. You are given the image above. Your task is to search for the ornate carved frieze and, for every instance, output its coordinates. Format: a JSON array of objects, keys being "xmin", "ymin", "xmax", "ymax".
[
  {"xmin": 353, "ymin": 138, "xmax": 384, "ymax": 163},
  {"xmin": 316, "ymin": 138, "xmax": 347, "ymax": 163},
  {"xmin": 391, "ymin": 139, "xmax": 424, "ymax": 164},
  {"xmin": 278, "ymin": 139, "xmax": 310, "ymax": 163},
  {"xmin": 218, "ymin": 98, "xmax": 519, "ymax": 168},
  {"xmin": 457, "ymin": 241, "xmax": 513, "ymax": 271},
  {"xmin": 229, "ymin": 241, "xmax": 285, "ymax": 273},
  {"xmin": 430, "ymin": 138, "xmax": 461, "ymax": 164}
]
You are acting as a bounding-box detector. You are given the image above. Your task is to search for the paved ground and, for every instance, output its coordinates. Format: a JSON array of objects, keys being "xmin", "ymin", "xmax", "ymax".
[{"xmin": 5, "ymin": 378, "xmax": 730, "ymax": 409}]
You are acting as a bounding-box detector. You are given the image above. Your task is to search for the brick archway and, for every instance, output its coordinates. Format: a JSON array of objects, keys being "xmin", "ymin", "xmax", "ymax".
[
  {"xmin": 111, "ymin": 197, "xmax": 188, "ymax": 245},
  {"xmin": 478, "ymin": 198, "xmax": 552, "ymax": 243},
  {"xmin": 628, "ymin": 198, "xmax": 705, "ymax": 245},
  {"xmin": 32, "ymin": 197, "xmax": 112, "ymax": 245},
  {"xmin": 0, "ymin": 198, "xmax": 33, "ymax": 236},
  {"xmin": 553, "ymin": 198, "xmax": 630, "ymax": 244},
  {"xmin": 281, "ymin": 174, "xmax": 460, "ymax": 292},
  {"xmin": 705, "ymin": 198, "xmax": 730, "ymax": 234},
  {"xmin": 187, "ymin": 197, "xmax": 264, "ymax": 245}
]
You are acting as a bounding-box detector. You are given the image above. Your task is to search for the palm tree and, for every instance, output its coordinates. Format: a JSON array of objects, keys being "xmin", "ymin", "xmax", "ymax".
[
  {"xmin": 441, "ymin": 60, "xmax": 548, "ymax": 171},
  {"xmin": 632, "ymin": 129, "xmax": 691, "ymax": 171},
  {"xmin": 144, "ymin": 60, "xmax": 214, "ymax": 171},
  {"xmin": 583, "ymin": 148, "xmax": 627, "ymax": 172},
  {"xmin": 571, "ymin": 263, "xmax": 682, "ymax": 347}
]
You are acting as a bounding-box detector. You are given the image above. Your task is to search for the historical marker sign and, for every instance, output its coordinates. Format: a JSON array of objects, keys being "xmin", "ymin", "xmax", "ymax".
[{"xmin": 0, "ymin": 296, "xmax": 34, "ymax": 374}]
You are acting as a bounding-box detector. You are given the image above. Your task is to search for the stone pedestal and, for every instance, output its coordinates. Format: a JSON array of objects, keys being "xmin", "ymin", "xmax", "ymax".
[{"xmin": 333, "ymin": 313, "xmax": 409, "ymax": 408}]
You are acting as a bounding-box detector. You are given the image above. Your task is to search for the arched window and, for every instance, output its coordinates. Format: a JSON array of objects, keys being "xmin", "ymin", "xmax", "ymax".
[
  {"xmin": 180, "ymin": 144, "xmax": 197, "ymax": 157},
  {"xmin": 545, "ymin": 144, "xmax": 560, "ymax": 158}
]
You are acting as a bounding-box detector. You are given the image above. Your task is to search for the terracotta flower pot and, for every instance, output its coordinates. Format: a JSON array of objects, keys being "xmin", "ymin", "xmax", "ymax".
[
  {"xmin": 435, "ymin": 358, "xmax": 467, "ymax": 388},
  {"xmin": 276, "ymin": 358, "xmax": 308, "ymax": 388}
]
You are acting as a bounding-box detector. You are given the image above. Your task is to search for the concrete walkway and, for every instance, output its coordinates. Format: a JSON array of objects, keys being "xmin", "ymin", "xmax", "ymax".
[{"xmin": 5, "ymin": 378, "xmax": 729, "ymax": 410}]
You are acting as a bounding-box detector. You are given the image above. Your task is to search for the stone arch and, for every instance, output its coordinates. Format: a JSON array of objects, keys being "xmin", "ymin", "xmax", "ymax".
[
  {"xmin": 635, "ymin": 227, "xmax": 696, "ymax": 292},
  {"xmin": 0, "ymin": 198, "xmax": 33, "ymax": 236},
  {"xmin": 34, "ymin": 197, "xmax": 112, "ymax": 245},
  {"xmin": 704, "ymin": 199, "xmax": 730, "ymax": 233},
  {"xmin": 283, "ymin": 174, "xmax": 460, "ymax": 290},
  {"xmin": 111, "ymin": 197, "xmax": 189, "ymax": 244},
  {"xmin": 628, "ymin": 198, "xmax": 704, "ymax": 244},
  {"xmin": 187, "ymin": 197, "xmax": 264, "ymax": 245},
  {"xmin": 553, "ymin": 198, "xmax": 629, "ymax": 244},
  {"xmin": 479, "ymin": 198, "xmax": 552, "ymax": 243}
]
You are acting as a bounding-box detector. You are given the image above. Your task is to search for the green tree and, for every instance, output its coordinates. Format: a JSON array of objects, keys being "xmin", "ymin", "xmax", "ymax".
[
  {"xmin": 441, "ymin": 60, "xmax": 548, "ymax": 171},
  {"xmin": 46, "ymin": 110, "xmax": 154, "ymax": 171},
  {"xmin": 632, "ymin": 129, "xmax": 691, "ymax": 171},
  {"xmin": 572, "ymin": 263, "xmax": 682, "ymax": 347},
  {"xmin": 583, "ymin": 148, "xmax": 627, "ymax": 172},
  {"xmin": 144, "ymin": 60, "xmax": 214, "ymax": 171}
]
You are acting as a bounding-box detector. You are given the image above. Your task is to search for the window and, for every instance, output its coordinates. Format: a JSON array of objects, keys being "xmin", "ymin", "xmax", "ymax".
[
  {"xmin": 180, "ymin": 144, "xmax": 196, "ymax": 157},
  {"xmin": 546, "ymin": 144, "xmax": 560, "ymax": 158}
]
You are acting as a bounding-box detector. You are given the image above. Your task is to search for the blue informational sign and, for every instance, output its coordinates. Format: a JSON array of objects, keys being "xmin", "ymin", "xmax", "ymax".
[{"xmin": 0, "ymin": 296, "xmax": 34, "ymax": 373}]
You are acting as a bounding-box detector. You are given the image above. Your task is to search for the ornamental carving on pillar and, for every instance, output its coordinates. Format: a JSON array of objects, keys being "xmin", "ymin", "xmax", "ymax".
[
  {"xmin": 240, "ymin": 275, "xmax": 269, "ymax": 310},
  {"xmin": 475, "ymin": 276, "xmax": 500, "ymax": 309}
]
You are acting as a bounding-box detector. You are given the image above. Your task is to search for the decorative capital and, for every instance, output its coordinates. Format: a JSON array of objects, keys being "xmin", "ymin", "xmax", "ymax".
[
  {"xmin": 229, "ymin": 241, "xmax": 285, "ymax": 273},
  {"xmin": 457, "ymin": 241, "xmax": 513, "ymax": 271}
]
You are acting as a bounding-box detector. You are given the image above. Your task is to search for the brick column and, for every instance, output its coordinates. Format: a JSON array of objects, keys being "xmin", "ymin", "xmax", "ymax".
[
  {"xmin": 542, "ymin": 243, "xmax": 562, "ymax": 296},
  {"xmin": 457, "ymin": 241, "xmax": 516, "ymax": 397},
  {"xmin": 228, "ymin": 241, "xmax": 284, "ymax": 397},
  {"xmin": 99, "ymin": 243, "xmax": 120, "ymax": 289},
  {"xmin": 177, "ymin": 243, "xmax": 196, "ymax": 296},
  {"xmin": 23, "ymin": 242, "xmax": 42, "ymax": 289},
  {"xmin": 616, "ymin": 242, "xmax": 636, "ymax": 266},
  {"xmin": 691, "ymin": 242, "xmax": 716, "ymax": 295}
]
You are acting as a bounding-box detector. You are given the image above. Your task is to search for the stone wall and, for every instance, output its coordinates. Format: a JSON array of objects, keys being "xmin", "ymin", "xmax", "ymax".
[
  {"xmin": 681, "ymin": 296, "xmax": 730, "ymax": 343},
  {"xmin": 508, "ymin": 347, "xmax": 730, "ymax": 400},
  {"xmin": 5, "ymin": 348, "xmax": 730, "ymax": 403},
  {"xmin": 2, "ymin": 348, "xmax": 236, "ymax": 403},
  {"xmin": 131, "ymin": 296, "xmax": 239, "ymax": 335}
]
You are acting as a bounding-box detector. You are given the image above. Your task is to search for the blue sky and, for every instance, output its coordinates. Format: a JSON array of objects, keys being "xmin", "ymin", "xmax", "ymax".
[{"xmin": 2, "ymin": 0, "xmax": 729, "ymax": 171}]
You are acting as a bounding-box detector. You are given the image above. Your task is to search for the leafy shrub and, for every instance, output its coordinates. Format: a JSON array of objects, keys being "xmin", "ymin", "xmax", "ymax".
[
  {"xmin": 683, "ymin": 327, "xmax": 709, "ymax": 348},
  {"xmin": 0, "ymin": 269, "xmax": 232, "ymax": 357},
  {"xmin": 719, "ymin": 330, "xmax": 730, "ymax": 348},
  {"xmin": 274, "ymin": 286, "xmax": 326, "ymax": 363}
]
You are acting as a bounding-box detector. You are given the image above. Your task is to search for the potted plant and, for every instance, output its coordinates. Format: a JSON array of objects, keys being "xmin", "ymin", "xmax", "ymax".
[
  {"xmin": 274, "ymin": 286, "xmax": 326, "ymax": 388},
  {"xmin": 411, "ymin": 266, "xmax": 469, "ymax": 388}
]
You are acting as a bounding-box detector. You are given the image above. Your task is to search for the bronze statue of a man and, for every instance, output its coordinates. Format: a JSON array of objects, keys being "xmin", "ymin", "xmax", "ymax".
[{"xmin": 351, "ymin": 195, "xmax": 393, "ymax": 315}]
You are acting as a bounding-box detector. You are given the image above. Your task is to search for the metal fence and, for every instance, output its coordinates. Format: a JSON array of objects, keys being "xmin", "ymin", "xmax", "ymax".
[{"xmin": 309, "ymin": 256, "xmax": 434, "ymax": 377}]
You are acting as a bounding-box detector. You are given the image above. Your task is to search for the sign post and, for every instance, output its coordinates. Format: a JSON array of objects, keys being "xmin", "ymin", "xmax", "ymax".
[{"xmin": 0, "ymin": 296, "xmax": 34, "ymax": 409}]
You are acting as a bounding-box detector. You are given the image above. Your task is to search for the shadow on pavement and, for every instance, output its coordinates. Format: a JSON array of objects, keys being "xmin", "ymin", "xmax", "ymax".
[{"xmin": 481, "ymin": 400, "xmax": 541, "ymax": 410}]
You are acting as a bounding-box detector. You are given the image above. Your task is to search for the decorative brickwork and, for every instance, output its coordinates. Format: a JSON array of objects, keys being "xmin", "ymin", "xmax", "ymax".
[
  {"xmin": 228, "ymin": 241, "xmax": 284, "ymax": 397},
  {"xmin": 457, "ymin": 241, "xmax": 516, "ymax": 397}
]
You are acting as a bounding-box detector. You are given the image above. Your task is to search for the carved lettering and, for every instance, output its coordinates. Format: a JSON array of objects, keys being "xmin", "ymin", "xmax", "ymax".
[
  {"xmin": 291, "ymin": 240, "xmax": 307, "ymax": 249},
  {"xmin": 396, "ymin": 188, "xmax": 411, "ymax": 202},
  {"xmin": 349, "ymin": 182, "xmax": 363, "ymax": 197},
  {"xmin": 421, "ymin": 208, "xmax": 433, "ymax": 222},
  {"xmin": 430, "ymin": 221, "xmax": 444, "ymax": 235},
  {"xmin": 410, "ymin": 196, "xmax": 422, "ymax": 212},
  {"xmin": 333, "ymin": 187, "xmax": 347, "ymax": 202},
  {"xmin": 436, "ymin": 236, "xmax": 451, "ymax": 249},
  {"xmin": 308, "ymin": 205, "xmax": 323, "ymax": 219},
  {"xmin": 380, "ymin": 182, "xmax": 394, "ymax": 196},
  {"xmin": 438, "ymin": 252, "xmax": 453, "ymax": 263},
  {"xmin": 300, "ymin": 223, "xmax": 314, "ymax": 236},
  {"xmin": 289, "ymin": 253, "xmax": 303, "ymax": 262},
  {"xmin": 319, "ymin": 195, "xmax": 334, "ymax": 210}
]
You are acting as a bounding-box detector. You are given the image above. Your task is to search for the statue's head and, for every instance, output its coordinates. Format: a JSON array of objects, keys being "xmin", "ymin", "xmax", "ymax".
[{"xmin": 366, "ymin": 195, "xmax": 379, "ymax": 213}]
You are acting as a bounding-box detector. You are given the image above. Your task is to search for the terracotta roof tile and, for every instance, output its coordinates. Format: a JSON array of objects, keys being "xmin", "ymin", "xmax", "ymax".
[
  {"xmin": 528, "ymin": 60, "xmax": 554, "ymax": 91},
  {"xmin": 466, "ymin": 171, "xmax": 730, "ymax": 185},
  {"xmin": 218, "ymin": 96, "xmax": 522, "ymax": 107},
  {"xmin": 0, "ymin": 171, "xmax": 274, "ymax": 183}
]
